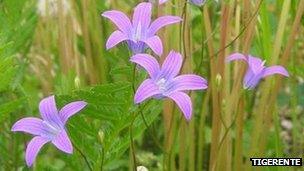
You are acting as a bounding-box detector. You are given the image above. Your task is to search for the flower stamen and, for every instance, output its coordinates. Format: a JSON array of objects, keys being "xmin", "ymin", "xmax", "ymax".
[{"xmin": 156, "ymin": 78, "xmax": 167, "ymax": 92}]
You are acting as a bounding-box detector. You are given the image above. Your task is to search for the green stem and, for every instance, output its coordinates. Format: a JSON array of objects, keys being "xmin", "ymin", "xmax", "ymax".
[
  {"xmin": 73, "ymin": 142, "xmax": 93, "ymax": 171},
  {"xmin": 212, "ymin": 91, "xmax": 245, "ymax": 171},
  {"xmin": 100, "ymin": 147, "xmax": 105, "ymax": 171},
  {"xmin": 163, "ymin": 105, "xmax": 177, "ymax": 171},
  {"xmin": 208, "ymin": 0, "xmax": 264, "ymax": 60},
  {"xmin": 131, "ymin": 63, "xmax": 165, "ymax": 151},
  {"xmin": 138, "ymin": 104, "xmax": 165, "ymax": 152},
  {"xmin": 130, "ymin": 64, "xmax": 137, "ymax": 171},
  {"xmin": 129, "ymin": 116, "xmax": 137, "ymax": 171}
]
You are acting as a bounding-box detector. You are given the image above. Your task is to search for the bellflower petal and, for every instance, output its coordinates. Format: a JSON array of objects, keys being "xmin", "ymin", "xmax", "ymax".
[
  {"xmin": 132, "ymin": 2, "xmax": 152, "ymax": 30},
  {"xmin": 160, "ymin": 51, "xmax": 183, "ymax": 79},
  {"xmin": 148, "ymin": 16, "xmax": 182, "ymax": 36},
  {"xmin": 262, "ymin": 65, "xmax": 289, "ymax": 78},
  {"xmin": 248, "ymin": 56, "xmax": 265, "ymax": 74},
  {"xmin": 52, "ymin": 131, "xmax": 73, "ymax": 154},
  {"xmin": 159, "ymin": 0, "xmax": 168, "ymax": 4},
  {"xmin": 26, "ymin": 136, "xmax": 49, "ymax": 167},
  {"xmin": 11, "ymin": 95, "xmax": 87, "ymax": 166},
  {"xmin": 227, "ymin": 53, "xmax": 289, "ymax": 89},
  {"xmin": 106, "ymin": 30, "xmax": 129, "ymax": 50},
  {"xmin": 127, "ymin": 40, "xmax": 147, "ymax": 54},
  {"xmin": 143, "ymin": 36, "xmax": 163, "ymax": 56},
  {"xmin": 226, "ymin": 53, "xmax": 247, "ymax": 62},
  {"xmin": 104, "ymin": 3, "xmax": 181, "ymax": 55},
  {"xmin": 59, "ymin": 101, "xmax": 87, "ymax": 124},
  {"xmin": 130, "ymin": 53, "xmax": 160, "ymax": 79},
  {"xmin": 243, "ymin": 69, "xmax": 262, "ymax": 89},
  {"xmin": 134, "ymin": 51, "xmax": 207, "ymax": 120},
  {"xmin": 11, "ymin": 117, "xmax": 44, "ymax": 136},
  {"xmin": 102, "ymin": 10, "xmax": 132, "ymax": 34},
  {"xmin": 39, "ymin": 96, "xmax": 63, "ymax": 128},
  {"xmin": 167, "ymin": 92, "xmax": 192, "ymax": 120},
  {"xmin": 172, "ymin": 74, "xmax": 208, "ymax": 92},
  {"xmin": 135, "ymin": 79, "xmax": 160, "ymax": 103},
  {"xmin": 148, "ymin": 0, "xmax": 168, "ymax": 4},
  {"xmin": 190, "ymin": 0, "xmax": 206, "ymax": 6}
]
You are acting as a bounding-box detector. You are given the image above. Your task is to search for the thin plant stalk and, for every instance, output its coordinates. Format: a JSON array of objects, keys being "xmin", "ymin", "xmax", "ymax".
[
  {"xmin": 73, "ymin": 142, "xmax": 93, "ymax": 171},
  {"xmin": 162, "ymin": 2, "xmax": 182, "ymax": 167},
  {"xmin": 233, "ymin": 96, "xmax": 245, "ymax": 171},
  {"xmin": 202, "ymin": 6, "xmax": 221, "ymax": 171},
  {"xmin": 217, "ymin": 2, "xmax": 232, "ymax": 171},
  {"xmin": 80, "ymin": 0, "xmax": 98, "ymax": 84},
  {"xmin": 197, "ymin": 90, "xmax": 210, "ymax": 171},
  {"xmin": 129, "ymin": 64, "xmax": 137, "ymax": 171},
  {"xmin": 248, "ymin": 0, "xmax": 291, "ymax": 163},
  {"xmin": 267, "ymin": 0, "xmax": 304, "ymax": 131},
  {"xmin": 178, "ymin": 2, "xmax": 189, "ymax": 170},
  {"xmin": 179, "ymin": 119, "xmax": 186, "ymax": 171},
  {"xmin": 260, "ymin": 0, "xmax": 304, "ymax": 160}
]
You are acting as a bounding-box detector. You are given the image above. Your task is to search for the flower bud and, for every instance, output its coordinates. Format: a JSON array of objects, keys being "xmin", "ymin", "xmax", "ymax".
[
  {"xmin": 74, "ymin": 76, "xmax": 81, "ymax": 89},
  {"xmin": 215, "ymin": 73, "xmax": 222, "ymax": 88},
  {"xmin": 98, "ymin": 130, "xmax": 105, "ymax": 145}
]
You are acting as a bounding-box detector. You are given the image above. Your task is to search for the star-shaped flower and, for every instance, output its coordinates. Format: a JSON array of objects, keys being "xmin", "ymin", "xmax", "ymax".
[
  {"xmin": 11, "ymin": 95, "xmax": 87, "ymax": 166},
  {"xmin": 227, "ymin": 53, "xmax": 289, "ymax": 89},
  {"xmin": 131, "ymin": 51, "xmax": 208, "ymax": 120},
  {"xmin": 102, "ymin": 2, "xmax": 182, "ymax": 56}
]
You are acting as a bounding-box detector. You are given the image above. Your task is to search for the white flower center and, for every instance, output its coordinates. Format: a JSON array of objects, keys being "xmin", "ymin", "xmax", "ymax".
[
  {"xmin": 156, "ymin": 78, "xmax": 167, "ymax": 92},
  {"xmin": 261, "ymin": 60, "xmax": 266, "ymax": 66},
  {"xmin": 42, "ymin": 121, "xmax": 61, "ymax": 136},
  {"xmin": 134, "ymin": 22, "xmax": 142, "ymax": 41}
]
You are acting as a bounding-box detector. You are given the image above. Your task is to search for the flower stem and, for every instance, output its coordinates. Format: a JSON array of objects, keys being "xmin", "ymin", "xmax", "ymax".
[
  {"xmin": 138, "ymin": 104, "xmax": 165, "ymax": 152},
  {"xmin": 248, "ymin": 0, "xmax": 291, "ymax": 166},
  {"xmin": 100, "ymin": 147, "xmax": 105, "ymax": 171},
  {"xmin": 129, "ymin": 64, "xmax": 137, "ymax": 171},
  {"xmin": 129, "ymin": 117, "xmax": 137, "ymax": 171},
  {"xmin": 73, "ymin": 142, "xmax": 93, "ymax": 171},
  {"xmin": 163, "ymin": 105, "xmax": 177, "ymax": 170}
]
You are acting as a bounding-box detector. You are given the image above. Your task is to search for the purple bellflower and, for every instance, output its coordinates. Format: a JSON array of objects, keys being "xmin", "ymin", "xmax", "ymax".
[
  {"xmin": 227, "ymin": 53, "xmax": 289, "ymax": 89},
  {"xmin": 102, "ymin": 2, "xmax": 182, "ymax": 56},
  {"xmin": 190, "ymin": 0, "xmax": 206, "ymax": 6},
  {"xmin": 131, "ymin": 51, "xmax": 208, "ymax": 120},
  {"xmin": 11, "ymin": 95, "xmax": 87, "ymax": 167}
]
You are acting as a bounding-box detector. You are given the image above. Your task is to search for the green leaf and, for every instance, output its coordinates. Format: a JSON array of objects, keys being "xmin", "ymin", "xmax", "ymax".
[
  {"xmin": 54, "ymin": 82, "xmax": 162, "ymax": 169},
  {"xmin": 0, "ymin": 98, "xmax": 24, "ymax": 123},
  {"xmin": 0, "ymin": 58, "xmax": 17, "ymax": 92}
]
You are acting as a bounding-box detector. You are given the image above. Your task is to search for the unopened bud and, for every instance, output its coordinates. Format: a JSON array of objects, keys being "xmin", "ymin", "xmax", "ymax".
[
  {"xmin": 74, "ymin": 76, "xmax": 81, "ymax": 89},
  {"xmin": 215, "ymin": 73, "xmax": 222, "ymax": 88},
  {"xmin": 98, "ymin": 130, "xmax": 104, "ymax": 145}
]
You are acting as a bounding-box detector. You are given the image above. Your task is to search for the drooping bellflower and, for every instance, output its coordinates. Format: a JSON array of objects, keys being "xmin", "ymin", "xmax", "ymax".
[
  {"xmin": 131, "ymin": 51, "xmax": 208, "ymax": 120},
  {"xmin": 11, "ymin": 95, "xmax": 87, "ymax": 166},
  {"xmin": 227, "ymin": 53, "xmax": 289, "ymax": 89},
  {"xmin": 102, "ymin": 2, "xmax": 182, "ymax": 56}
]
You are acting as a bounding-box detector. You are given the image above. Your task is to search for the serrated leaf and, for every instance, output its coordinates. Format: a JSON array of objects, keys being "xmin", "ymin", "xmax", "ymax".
[
  {"xmin": 55, "ymin": 82, "xmax": 163, "ymax": 168},
  {"xmin": 0, "ymin": 98, "xmax": 24, "ymax": 123}
]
